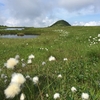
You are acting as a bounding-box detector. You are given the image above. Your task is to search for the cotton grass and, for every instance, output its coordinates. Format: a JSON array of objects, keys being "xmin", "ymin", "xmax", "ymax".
[
  {"xmin": 53, "ymin": 93, "xmax": 60, "ymax": 99},
  {"xmin": 6, "ymin": 58, "xmax": 18, "ymax": 69},
  {"xmin": 11, "ymin": 73, "xmax": 26, "ymax": 85},
  {"xmin": 4, "ymin": 82, "xmax": 21, "ymax": 98},
  {"xmin": 20, "ymin": 93, "xmax": 25, "ymax": 100},
  {"xmin": 4, "ymin": 73, "xmax": 26, "ymax": 99},
  {"xmin": 81, "ymin": 93, "xmax": 89, "ymax": 100},
  {"xmin": 48, "ymin": 56, "xmax": 56, "ymax": 61},
  {"xmin": 33, "ymin": 76, "xmax": 39, "ymax": 84},
  {"xmin": 71, "ymin": 86, "xmax": 77, "ymax": 93},
  {"xmin": 27, "ymin": 59, "xmax": 32, "ymax": 64},
  {"xmin": 28, "ymin": 54, "xmax": 35, "ymax": 59}
]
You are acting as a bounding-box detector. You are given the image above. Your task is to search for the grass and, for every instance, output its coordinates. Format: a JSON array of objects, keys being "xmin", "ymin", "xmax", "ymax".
[{"xmin": 0, "ymin": 26, "xmax": 100, "ymax": 100}]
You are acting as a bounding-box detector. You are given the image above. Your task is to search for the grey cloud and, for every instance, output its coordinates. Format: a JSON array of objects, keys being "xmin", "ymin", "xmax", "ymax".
[
  {"xmin": 58, "ymin": 0, "xmax": 100, "ymax": 12},
  {"xmin": 1, "ymin": 0, "xmax": 100, "ymax": 26}
]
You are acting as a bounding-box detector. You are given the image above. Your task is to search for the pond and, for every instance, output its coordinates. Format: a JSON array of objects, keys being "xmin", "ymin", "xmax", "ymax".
[
  {"xmin": 5, "ymin": 27, "xmax": 24, "ymax": 30},
  {"xmin": 0, "ymin": 34, "xmax": 38, "ymax": 39}
]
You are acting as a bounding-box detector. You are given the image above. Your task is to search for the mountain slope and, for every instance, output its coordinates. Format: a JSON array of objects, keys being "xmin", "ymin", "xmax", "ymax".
[{"xmin": 50, "ymin": 20, "xmax": 71, "ymax": 27}]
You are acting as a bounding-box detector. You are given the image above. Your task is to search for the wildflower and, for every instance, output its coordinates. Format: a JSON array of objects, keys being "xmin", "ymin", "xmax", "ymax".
[
  {"xmin": 11, "ymin": 73, "xmax": 26, "ymax": 85},
  {"xmin": 33, "ymin": 76, "xmax": 39, "ymax": 84},
  {"xmin": 4, "ymin": 82, "xmax": 21, "ymax": 98},
  {"xmin": 27, "ymin": 59, "xmax": 32, "ymax": 64},
  {"xmin": 26, "ymin": 43, "xmax": 28, "ymax": 45},
  {"xmin": 81, "ymin": 93, "xmax": 89, "ymax": 100},
  {"xmin": 46, "ymin": 94, "xmax": 49, "ymax": 98},
  {"xmin": 4, "ymin": 79, "xmax": 7, "ymax": 83},
  {"xmin": 45, "ymin": 48, "xmax": 48, "ymax": 51},
  {"xmin": 28, "ymin": 54, "xmax": 35, "ymax": 59},
  {"xmin": 20, "ymin": 93, "xmax": 25, "ymax": 100},
  {"xmin": 98, "ymin": 39, "xmax": 100, "ymax": 42},
  {"xmin": 22, "ymin": 63, "xmax": 26, "ymax": 67},
  {"xmin": 71, "ymin": 87, "xmax": 77, "ymax": 93},
  {"xmin": 98, "ymin": 34, "xmax": 100, "ymax": 37},
  {"xmin": 53, "ymin": 93, "xmax": 60, "ymax": 99},
  {"xmin": 6, "ymin": 58, "xmax": 18, "ymax": 69},
  {"xmin": 63, "ymin": 58, "xmax": 68, "ymax": 61},
  {"xmin": 42, "ymin": 61, "xmax": 46, "ymax": 65},
  {"xmin": 26, "ymin": 75, "xmax": 32, "ymax": 80},
  {"xmin": 1, "ymin": 74, "xmax": 5, "ymax": 78},
  {"xmin": 26, "ymin": 75, "xmax": 30, "ymax": 79},
  {"xmin": 49, "ymin": 56, "xmax": 56, "ymax": 61},
  {"xmin": 57, "ymin": 74, "xmax": 62, "ymax": 78},
  {"xmin": 4, "ymin": 63, "xmax": 7, "ymax": 67},
  {"xmin": 21, "ymin": 59, "xmax": 24, "ymax": 62},
  {"xmin": 15, "ymin": 55, "xmax": 20, "ymax": 60},
  {"xmin": 4, "ymin": 75, "xmax": 7, "ymax": 79}
]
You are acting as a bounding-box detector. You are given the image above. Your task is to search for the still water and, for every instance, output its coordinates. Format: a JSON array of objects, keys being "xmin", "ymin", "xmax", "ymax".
[
  {"xmin": 5, "ymin": 28, "xmax": 24, "ymax": 30},
  {"xmin": 0, "ymin": 35, "xmax": 38, "ymax": 39}
]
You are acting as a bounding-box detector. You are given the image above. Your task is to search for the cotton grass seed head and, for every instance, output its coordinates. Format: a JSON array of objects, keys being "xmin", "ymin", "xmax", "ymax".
[
  {"xmin": 63, "ymin": 58, "xmax": 68, "ymax": 61},
  {"xmin": 6, "ymin": 58, "xmax": 18, "ymax": 69},
  {"xmin": 11, "ymin": 73, "xmax": 26, "ymax": 85},
  {"xmin": 46, "ymin": 93, "xmax": 49, "ymax": 98},
  {"xmin": 71, "ymin": 87, "xmax": 77, "ymax": 93},
  {"xmin": 57, "ymin": 74, "xmax": 62, "ymax": 78},
  {"xmin": 33, "ymin": 76, "xmax": 39, "ymax": 84},
  {"xmin": 28, "ymin": 54, "xmax": 35, "ymax": 59},
  {"xmin": 27, "ymin": 59, "xmax": 32, "ymax": 64},
  {"xmin": 49, "ymin": 56, "xmax": 56, "ymax": 61},
  {"xmin": 42, "ymin": 61, "xmax": 46, "ymax": 65},
  {"xmin": 15, "ymin": 55, "xmax": 20, "ymax": 60},
  {"xmin": 20, "ymin": 93, "xmax": 25, "ymax": 100},
  {"xmin": 53, "ymin": 93, "xmax": 60, "ymax": 99},
  {"xmin": 4, "ymin": 82, "xmax": 21, "ymax": 98},
  {"xmin": 81, "ymin": 93, "xmax": 89, "ymax": 100}
]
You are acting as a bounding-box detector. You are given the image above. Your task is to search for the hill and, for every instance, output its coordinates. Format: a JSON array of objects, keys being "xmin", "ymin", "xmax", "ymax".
[{"xmin": 50, "ymin": 20, "xmax": 71, "ymax": 27}]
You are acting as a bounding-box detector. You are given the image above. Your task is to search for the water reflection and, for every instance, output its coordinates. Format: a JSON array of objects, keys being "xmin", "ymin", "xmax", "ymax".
[{"xmin": 5, "ymin": 28, "xmax": 24, "ymax": 30}]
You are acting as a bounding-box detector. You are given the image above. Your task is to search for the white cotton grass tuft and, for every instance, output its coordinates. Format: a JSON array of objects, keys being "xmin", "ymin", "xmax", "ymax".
[
  {"xmin": 57, "ymin": 74, "xmax": 62, "ymax": 78},
  {"xmin": 46, "ymin": 93, "xmax": 49, "ymax": 98},
  {"xmin": 27, "ymin": 59, "xmax": 32, "ymax": 64},
  {"xmin": 20, "ymin": 93, "xmax": 25, "ymax": 100},
  {"xmin": 22, "ymin": 63, "xmax": 26, "ymax": 67},
  {"xmin": 15, "ymin": 55, "xmax": 20, "ymax": 60},
  {"xmin": 33, "ymin": 76, "xmax": 39, "ymax": 84},
  {"xmin": 63, "ymin": 58, "xmax": 68, "ymax": 61},
  {"xmin": 98, "ymin": 39, "xmax": 100, "ymax": 42},
  {"xmin": 11, "ymin": 73, "xmax": 26, "ymax": 85},
  {"xmin": 48, "ymin": 56, "xmax": 56, "ymax": 61},
  {"xmin": 28, "ymin": 54, "xmax": 35, "ymax": 59},
  {"xmin": 71, "ymin": 86, "xmax": 77, "ymax": 93},
  {"xmin": 4, "ymin": 82, "xmax": 21, "ymax": 98},
  {"xmin": 81, "ymin": 93, "xmax": 89, "ymax": 100},
  {"xmin": 42, "ymin": 61, "xmax": 46, "ymax": 65},
  {"xmin": 53, "ymin": 93, "xmax": 60, "ymax": 99},
  {"xmin": 6, "ymin": 58, "xmax": 18, "ymax": 69},
  {"xmin": 98, "ymin": 34, "xmax": 100, "ymax": 37}
]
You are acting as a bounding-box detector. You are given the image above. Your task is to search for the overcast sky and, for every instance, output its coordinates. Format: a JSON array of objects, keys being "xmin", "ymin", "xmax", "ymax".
[{"xmin": 0, "ymin": 0, "xmax": 100, "ymax": 27}]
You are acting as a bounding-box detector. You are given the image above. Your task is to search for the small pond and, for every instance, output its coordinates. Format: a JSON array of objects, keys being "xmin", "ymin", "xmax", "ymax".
[
  {"xmin": 5, "ymin": 28, "xmax": 24, "ymax": 30},
  {"xmin": 0, "ymin": 34, "xmax": 38, "ymax": 39}
]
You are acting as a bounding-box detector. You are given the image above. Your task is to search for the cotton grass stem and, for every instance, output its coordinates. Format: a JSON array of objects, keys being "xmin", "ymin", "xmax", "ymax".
[
  {"xmin": 37, "ymin": 84, "xmax": 44, "ymax": 100},
  {"xmin": 25, "ymin": 83, "xmax": 32, "ymax": 96}
]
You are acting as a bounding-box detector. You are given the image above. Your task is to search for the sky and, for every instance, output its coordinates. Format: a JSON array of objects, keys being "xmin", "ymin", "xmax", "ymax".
[{"xmin": 0, "ymin": 0, "xmax": 100, "ymax": 27}]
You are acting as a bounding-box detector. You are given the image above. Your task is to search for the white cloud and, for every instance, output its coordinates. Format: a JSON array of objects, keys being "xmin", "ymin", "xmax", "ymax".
[
  {"xmin": 84, "ymin": 21, "xmax": 100, "ymax": 26},
  {"xmin": 73, "ymin": 21, "xmax": 100, "ymax": 26},
  {"xmin": 0, "ymin": 0, "xmax": 100, "ymax": 27}
]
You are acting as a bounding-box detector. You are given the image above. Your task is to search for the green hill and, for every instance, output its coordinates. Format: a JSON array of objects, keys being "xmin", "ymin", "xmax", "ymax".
[{"xmin": 50, "ymin": 20, "xmax": 71, "ymax": 27}]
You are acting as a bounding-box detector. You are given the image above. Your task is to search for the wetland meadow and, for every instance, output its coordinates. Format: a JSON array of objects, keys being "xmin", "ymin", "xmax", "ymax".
[{"xmin": 0, "ymin": 25, "xmax": 100, "ymax": 100}]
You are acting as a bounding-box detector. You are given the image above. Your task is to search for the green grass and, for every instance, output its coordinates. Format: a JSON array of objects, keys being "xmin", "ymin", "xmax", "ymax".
[{"xmin": 0, "ymin": 26, "xmax": 100, "ymax": 100}]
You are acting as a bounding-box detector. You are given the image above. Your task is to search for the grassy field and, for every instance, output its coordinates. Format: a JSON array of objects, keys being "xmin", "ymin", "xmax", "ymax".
[{"xmin": 0, "ymin": 26, "xmax": 100, "ymax": 100}]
